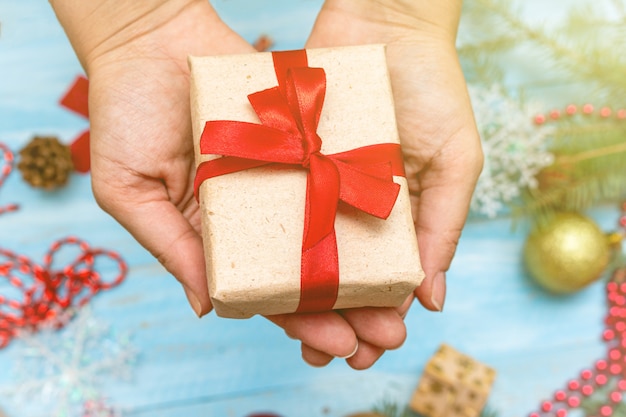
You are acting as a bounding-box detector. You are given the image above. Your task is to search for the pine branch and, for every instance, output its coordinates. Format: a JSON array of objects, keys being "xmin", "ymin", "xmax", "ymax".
[
  {"xmin": 554, "ymin": 141, "xmax": 626, "ymax": 165},
  {"xmin": 372, "ymin": 400, "xmax": 416, "ymax": 417},
  {"xmin": 580, "ymin": 379, "xmax": 626, "ymax": 416},
  {"xmin": 463, "ymin": 0, "xmax": 626, "ymax": 97},
  {"xmin": 371, "ymin": 400, "xmax": 500, "ymax": 417},
  {"xmin": 515, "ymin": 169, "xmax": 626, "ymax": 220},
  {"xmin": 510, "ymin": 113, "xmax": 626, "ymax": 219}
]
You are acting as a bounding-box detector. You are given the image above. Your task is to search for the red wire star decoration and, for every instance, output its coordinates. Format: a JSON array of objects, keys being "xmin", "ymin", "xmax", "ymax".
[{"xmin": 0, "ymin": 236, "xmax": 128, "ymax": 348}]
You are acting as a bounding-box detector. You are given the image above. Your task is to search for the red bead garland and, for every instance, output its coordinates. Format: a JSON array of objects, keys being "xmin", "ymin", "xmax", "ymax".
[
  {"xmin": 0, "ymin": 236, "xmax": 128, "ymax": 348},
  {"xmin": 534, "ymin": 104, "xmax": 626, "ymax": 125},
  {"xmin": 0, "ymin": 142, "xmax": 19, "ymax": 215},
  {"xmin": 528, "ymin": 270, "xmax": 626, "ymax": 417}
]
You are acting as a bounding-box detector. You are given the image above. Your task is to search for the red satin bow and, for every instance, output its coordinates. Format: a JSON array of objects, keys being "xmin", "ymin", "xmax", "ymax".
[{"xmin": 194, "ymin": 50, "xmax": 405, "ymax": 312}]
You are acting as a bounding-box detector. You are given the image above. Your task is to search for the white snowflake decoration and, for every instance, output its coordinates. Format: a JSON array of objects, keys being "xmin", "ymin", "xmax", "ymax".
[
  {"xmin": 0, "ymin": 307, "xmax": 137, "ymax": 417},
  {"xmin": 469, "ymin": 84, "xmax": 555, "ymax": 218}
]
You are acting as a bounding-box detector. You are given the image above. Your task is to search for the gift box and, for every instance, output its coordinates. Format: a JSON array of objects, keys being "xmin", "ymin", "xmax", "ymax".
[
  {"xmin": 189, "ymin": 44, "xmax": 423, "ymax": 318},
  {"xmin": 409, "ymin": 344, "xmax": 497, "ymax": 417}
]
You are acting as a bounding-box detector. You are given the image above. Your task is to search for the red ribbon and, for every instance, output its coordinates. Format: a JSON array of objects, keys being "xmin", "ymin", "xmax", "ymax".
[
  {"xmin": 194, "ymin": 50, "xmax": 405, "ymax": 313},
  {"xmin": 59, "ymin": 75, "xmax": 91, "ymax": 173}
]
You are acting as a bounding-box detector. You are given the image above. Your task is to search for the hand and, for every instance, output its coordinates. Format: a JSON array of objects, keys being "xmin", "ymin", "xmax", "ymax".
[
  {"xmin": 51, "ymin": 0, "xmax": 256, "ymax": 314},
  {"xmin": 286, "ymin": 0, "xmax": 484, "ymax": 368},
  {"xmin": 51, "ymin": 0, "xmax": 481, "ymax": 371},
  {"xmin": 52, "ymin": 0, "xmax": 400, "ymax": 370}
]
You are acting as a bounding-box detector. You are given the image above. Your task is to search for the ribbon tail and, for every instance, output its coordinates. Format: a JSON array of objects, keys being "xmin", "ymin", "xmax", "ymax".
[
  {"xmin": 332, "ymin": 143, "xmax": 406, "ymax": 177},
  {"xmin": 296, "ymin": 154, "xmax": 341, "ymax": 312},
  {"xmin": 272, "ymin": 50, "xmax": 309, "ymax": 97},
  {"xmin": 302, "ymin": 155, "xmax": 340, "ymax": 249},
  {"xmin": 297, "ymin": 231, "xmax": 339, "ymax": 312},
  {"xmin": 334, "ymin": 159, "xmax": 400, "ymax": 220}
]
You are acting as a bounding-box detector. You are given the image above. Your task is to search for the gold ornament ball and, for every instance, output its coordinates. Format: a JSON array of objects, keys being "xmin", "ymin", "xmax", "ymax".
[{"xmin": 523, "ymin": 212, "xmax": 610, "ymax": 293}]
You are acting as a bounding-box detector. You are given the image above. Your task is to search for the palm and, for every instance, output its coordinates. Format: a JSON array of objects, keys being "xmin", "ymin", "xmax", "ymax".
[
  {"xmin": 87, "ymin": 6, "xmax": 255, "ymax": 313},
  {"xmin": 90, "ymin": 58, "xmax": 196, "ymax": 222}
]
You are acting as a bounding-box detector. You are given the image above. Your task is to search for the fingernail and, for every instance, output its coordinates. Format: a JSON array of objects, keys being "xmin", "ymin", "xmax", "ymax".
[
  {"xmin": 336, "ymin": 341, "xmax": 359, "ymax": 359},
  {"xmin": 183, "ymin": 285, "xmax": 204, "ymax": 318},
  {"xmin": 398, "ymin": 294, "xmax": 414, "ymax": 319},
  {"xmin": 430, "ymin": 271, "xmax": 446, "ymax": 312}
]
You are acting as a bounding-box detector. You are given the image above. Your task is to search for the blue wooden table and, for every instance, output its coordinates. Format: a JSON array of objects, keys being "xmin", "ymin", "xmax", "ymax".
[{"xmin": 0, "ymin": 1, "xmax": 620, "ymax": 416}]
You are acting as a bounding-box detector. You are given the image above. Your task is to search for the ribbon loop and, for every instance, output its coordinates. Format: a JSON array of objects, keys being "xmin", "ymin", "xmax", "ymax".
[
  {"xmin": 283, "ymin": 67, "xmax": 326, "ymax": 160},
  {"xmin": 303, "ymin": 153, "xmax": 340, "ymax": 251}
]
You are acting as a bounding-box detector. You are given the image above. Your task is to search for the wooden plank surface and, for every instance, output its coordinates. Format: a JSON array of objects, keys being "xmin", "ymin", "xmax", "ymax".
[{"xmin": 0, "ymin": 1, "xmax": 619, "ymax": 416}]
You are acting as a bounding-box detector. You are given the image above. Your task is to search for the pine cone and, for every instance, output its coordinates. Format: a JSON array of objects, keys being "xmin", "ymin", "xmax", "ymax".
[{"xmin": 18, "ymin": 136, "xmax": 73, "ymax": 189}]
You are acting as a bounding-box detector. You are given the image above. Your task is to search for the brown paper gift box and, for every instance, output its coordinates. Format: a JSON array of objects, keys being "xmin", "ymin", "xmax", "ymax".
[
  {"xmin": 410, "ymin": 344, "xmax": 497, "ymax": 417},
  {"xmin": 189, "ymin": 44, "xmax": 424, "ymax": 318}
]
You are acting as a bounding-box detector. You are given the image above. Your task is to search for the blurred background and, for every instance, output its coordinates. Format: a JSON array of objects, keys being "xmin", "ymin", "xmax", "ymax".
[{"xmin": 0, "ymin": 1, "xmax": 625, "ymax": 416}]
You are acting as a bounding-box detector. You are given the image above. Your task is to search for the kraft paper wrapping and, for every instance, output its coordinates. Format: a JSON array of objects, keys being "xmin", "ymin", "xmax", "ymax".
[{"xmin": 189, "ymin": 44, "xmax": 424, "ymax": 318}]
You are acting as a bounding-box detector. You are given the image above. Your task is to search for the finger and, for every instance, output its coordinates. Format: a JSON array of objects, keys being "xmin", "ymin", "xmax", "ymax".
[
  {"xmin": 411, "ymin": 184, "xmax": 468, "ymax": 312},
  {"xmin": 301, "ymin": 343, "xmax": 334, "ymax": 367},
  {"xmin": 411, "ymin": 136, "xmax": 483, "ymax": 312},
  {"xmin": 93, "ymin": 178, "xmax": 210, "ymax": 317},
  {"xmin": 414, "ymin": 260, "xmax": 447, "ymax": 312},
  {"xmin": 266, "ymin": 312, "xmax": 358, "ymax": 358},
  {"xmin": 122, "ymin": 201, "xmax": 209, "ymax": 317},
  {"xmin": 345, "ymin": 339, "xmax": 385, "ymax": 370},
  {"xmin": 340, "ymin": 307, "xmax": 406, "ymax": 350}
]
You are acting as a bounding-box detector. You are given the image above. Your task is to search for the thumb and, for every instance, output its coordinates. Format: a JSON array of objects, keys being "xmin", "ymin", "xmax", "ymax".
[{"xmin": 412, "ymin": 151, "xmax": 482, "ymax": 312}]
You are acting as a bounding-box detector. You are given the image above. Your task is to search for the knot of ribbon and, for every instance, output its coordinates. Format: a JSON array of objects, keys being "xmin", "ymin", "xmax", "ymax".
[
  {"xmin": 0, "ymin": 237, "xmax": 128, "ymax": 348},
  {"xmin": 193, "ymin": 49, "xmax": 405, "ymax": 312}
]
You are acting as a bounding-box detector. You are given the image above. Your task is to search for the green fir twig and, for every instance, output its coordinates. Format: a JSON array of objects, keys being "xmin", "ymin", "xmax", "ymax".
[
  {"xmin": 462, "ymin": 0, "xmax": 626, "ymax": 99},
  {"xmin": 514, "ymin": 118, "xmax": 626, "ymax": 221},
  {"xmin": 372, "ymin": 399, "xmax": 415, "ymax": 417},
  {"xmin": 371, "ymin": 399, "xmax": 500, "ymax": 417},
  {"xmin": 461, "ymin": 0, "xmax": 626, "ymax": 221}
]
